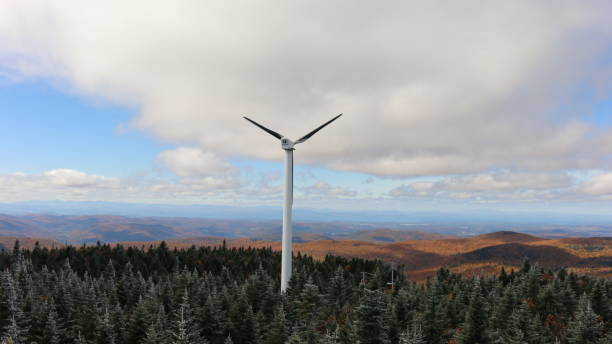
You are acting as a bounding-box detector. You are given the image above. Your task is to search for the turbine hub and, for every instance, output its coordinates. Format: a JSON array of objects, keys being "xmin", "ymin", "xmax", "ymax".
[{"xmin": 281, "ymin": 137, "xmax": 294, "ymax": 150}]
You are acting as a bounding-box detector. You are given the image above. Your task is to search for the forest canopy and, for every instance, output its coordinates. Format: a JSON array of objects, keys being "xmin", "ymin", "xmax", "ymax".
[{"xmin": 0, "ymin": 240, "xmax": 610, "ymax": 344}]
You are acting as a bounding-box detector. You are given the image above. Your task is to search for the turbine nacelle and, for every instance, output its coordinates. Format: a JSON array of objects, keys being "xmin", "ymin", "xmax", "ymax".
[
  {"xmin": 281, "ymin": 137, "xmax": 295, "ymax": 150},
  {"xmin": 243, "ymin": 113, "xmax": 342, "ymax": 148}
]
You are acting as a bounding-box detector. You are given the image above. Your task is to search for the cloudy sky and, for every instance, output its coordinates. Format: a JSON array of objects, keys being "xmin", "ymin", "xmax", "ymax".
[{"xmin": 1, "ymin": 1, "xmax": 612, "ymax": 215}]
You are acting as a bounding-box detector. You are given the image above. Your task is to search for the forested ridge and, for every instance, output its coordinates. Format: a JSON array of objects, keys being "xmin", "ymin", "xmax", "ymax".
[{"xmin": 0, "ymin": 241, "xmax": 611, "ymax": 344}]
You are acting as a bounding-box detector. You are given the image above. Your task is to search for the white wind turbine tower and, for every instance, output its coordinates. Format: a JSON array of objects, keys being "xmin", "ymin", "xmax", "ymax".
[{"xmin": 244, "ymin": 114, "xmax": 343, "ymax": 293}]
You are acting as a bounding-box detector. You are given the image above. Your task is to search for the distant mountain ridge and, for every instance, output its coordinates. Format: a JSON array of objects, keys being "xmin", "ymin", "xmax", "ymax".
[
  {"xmin": 0, "ymin": 213, "xmax": 452, "ymax": 244},
  {"xmin": 3, "ymin": 211, "xmax": 612, "ymax": 242},
  {"xmin": 6, "ymin": 200, "xmax": 612, "ymax": 227}
]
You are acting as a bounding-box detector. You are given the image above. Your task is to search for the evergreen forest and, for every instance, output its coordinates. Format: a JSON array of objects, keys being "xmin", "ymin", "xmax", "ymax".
[{"xmin": 0, "ymin": 240, "xmax": 611, "ymax": 344}]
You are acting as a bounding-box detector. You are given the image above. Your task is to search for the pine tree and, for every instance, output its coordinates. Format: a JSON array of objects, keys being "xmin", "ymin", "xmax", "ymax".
[
  {"xmin": 43, "ymin": 302, "xmax": 63, "ymax": 344},
  {"xmin": 109, "ymin": 303, "xmax": 126, "ymax": 344},
  {"xmin": 399, "ymin": 321, "xmax": 426, "ymax": 344},
  {"xmin": 353, "ymin": 289, "xmax": 390, "ymax": 344},
  {"xmin": 172, "ymin": 306, "xmax": 193, "ymax": 344},
  {"xmin": 295, "ymin": 278, "xmax": 322, "ymax": 337},
  {"xmin": 566, "ymin": 294, "xmax": 604, "ymax": 344},
  {"xmin": 75, "ymin": 284, "xmax": 99, "ymax": 340},
  {"xmin": 266, "ymin": 304, "xmax": 288, "ymax": 344},
  {"xmin": 320, "ymin": 326, "xmax": 340, "ymax": 344},
  {"xmin": 421, "ymin": 278, "xmax": 448, "ymax": 343},
  {"xmin": 253, "ymin": 311, "xmax": 267, "ymax": 344},
  {"xmin": 285, "ymin": 332, "xmax": 307, "ymax": 344},
  {"xmin": 228, "ymin": 289, "xmax": 256, "ymax": 343},
  {"xmin": 197, "ymin": 292, "xmax": 228, "ymax": 343},
  {"xmin": 74, "ymin": 331, "xmax": 88, "ymax": 344},
  {"xmin": 392, "ymin": 288, "xmax": 415, "ymax": 331},
  {"xmin": 142, "ymin": 305, "xmax": 168, "ymax": 344},
  {"xmin": 501, "ymin": 302, "xmax": 531, "ymax": 344},
  {"xmin": 95, "ymin": 308, "xmax": 115, "ymax": 344},
  {"xmin": 170, "ymin": 292, "xmax": 202, "ymax": 344},
  {"xmin": 590, "ymin": 280, "xmax": 610, "ymax": 323},
  {"xmin": 491, "ymin": 286, "xmax": 515, "ymax": 331},
  {"xmin": 1, "ymin": 271, "xmax": 29, "ymax": 344},
  {"xmin": 326, "ymin": 267, "xmax": 348, "ymax": 310},
  {"xmin": 456, "ymin": 283, "xmax": 490, "ymax": 344},
  {"xmin": 126, "ymin": 299, "xmax": 147, "ymax": 344}
]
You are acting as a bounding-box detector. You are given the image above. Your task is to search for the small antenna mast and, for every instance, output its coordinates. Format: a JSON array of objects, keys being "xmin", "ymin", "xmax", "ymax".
[{"xmin": 387, "ymin": 262, "xmax": 395, "ymax": 291}]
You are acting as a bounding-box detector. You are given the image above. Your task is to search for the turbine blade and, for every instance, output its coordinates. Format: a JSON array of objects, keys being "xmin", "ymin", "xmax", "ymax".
[
  {"xmin": 295, "ymin": 113, "xmax": 342, "ymax": 144},
  {"xmin": 243, "ymin": 116, "xmax": 283, "ymax": 140}
]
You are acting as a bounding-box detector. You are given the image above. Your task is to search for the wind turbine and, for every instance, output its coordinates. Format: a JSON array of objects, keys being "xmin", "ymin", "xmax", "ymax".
[{"xmin": 244, "ymin": 113, "xmax": 342, "ymax": 293}]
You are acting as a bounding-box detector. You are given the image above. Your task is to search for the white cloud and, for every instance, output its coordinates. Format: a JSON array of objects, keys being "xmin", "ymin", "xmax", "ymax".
[
  {"xmin": 42, "ymin": 169, "xmax": 119, "ymax": 188},
  {"xmin": 0, "ymin": 168, "xmax": 243, "ymax": 203},
  {"xmin": 581, "ymin": 173, "xmax": 612, "ymax": 196},
  {"xmin": 0, "ymin": 169, "xmax": 120, "ymax": 201},
  {"xmin": 440, "ymin": 172, "xmax": 572, "ymax": 192},
  {"xmin": 155, "ymin": 147, "xmax": 244, "ymax": 197},
  {"xmin": 300, "ymin": 181, "xmax": 357, "ymax": 199},
  {"xmin": 0, "ymin": 1, "xmax": 610, "ymax": 179},
  {"xmin": 157, "ymin": 147, "xmax": 234, "ymax": 177},
  {"xmin": 389, "ymin": 171, "xmax": 574, "ymax": 201}
]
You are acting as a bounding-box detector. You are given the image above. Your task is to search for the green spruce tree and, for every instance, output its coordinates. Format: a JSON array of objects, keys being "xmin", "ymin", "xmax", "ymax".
[
  {"xmin": 353, "ymin": 289, "xmax": 390, "ymax": 344},
  {"xmin": 399, "ymin": 321, "xmax": 426, "ymax": 344},
  {"xmin": 265, "ymin": 304, "xmax": 288, "ymax": 344},
  {"xmin": 566, "ymin": 294, "xmax": 604, "ymax": 344},
  {"xmin": 456, "ymin": 283, "xmax": 490, "ymax": 344},
  {"xmin": 170, "ymin": 292, "xmax": 202, "ymax": 344}
]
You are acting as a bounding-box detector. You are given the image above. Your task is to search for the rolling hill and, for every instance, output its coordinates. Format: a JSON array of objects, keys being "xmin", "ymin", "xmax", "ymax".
[
  {"xmin": 475, "ymin": 230, "xmax": 541, "ymax": 242},
  {"xmin": 62, "ymin": 230, "xmax": 610, "ymax": 281},
  {"xmin": 347, "ymin": 228, "xmax": 451, "ymax": 243},
  {"xmin": 1, "ymin": 214, "xmax": 610, "ymax": 281},
  {"xmin": 458, "ymin": 243, "xmax": 578, "ymax": 266}
]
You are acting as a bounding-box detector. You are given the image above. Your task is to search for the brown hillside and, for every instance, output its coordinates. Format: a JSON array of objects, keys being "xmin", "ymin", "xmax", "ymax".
[
  {"xmin": 112, "ymin": 238, "xmax": 446, "ymax": 272},
  {"xmin": 0, "ymin": 236, "xmax": 64, "ymax": 250},
  {"xmin": 349, "ymin": 229, "xmax": 452, "ymax": 243},
  {"xmin": 527, "ymin": 237, "xmax": 612, "ymax": 258},
  {"xmin": 397, "ymin": 231, "xmax": 543, "ymax": 256},
  {"xmin": 117, "ymin": 237, "xmax": 261, "ymax": 250},
  {"xmin": 7, "ymin": 232, "xmax": 612, "ymax": 281},
  {"xmin": 0, "ymin": 215, "xmax": 54, "ymax": 237},
  {"xmin": 457, "ymin": 243, "xmax": 579, "ymax": 267},
  {"xmin": 558, "ymin": 237, "xmax": 612, "ymax": 245},
  {"xmin": 75, "ymin": 233, "xmax": 612, "ymax": 280},
  {"xmin": 293, "ymin": 240, "xmax": 445, "ymax": 269},
  {"xmin": 475, "ymin": 231, "xmax": 542, "ymax": 242}
]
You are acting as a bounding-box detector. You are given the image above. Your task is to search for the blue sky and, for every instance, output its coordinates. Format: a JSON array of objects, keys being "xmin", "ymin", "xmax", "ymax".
[
  {"xmin": 0, "ymin": 80, "xmax": 451, "ymax": 211},
  {"xmin": 1, "ymin": 2, "xmax": 612, "ymax": 217},
  {"xmin": 0, "ymin": 80, "xmax": 409, "ymax": 205},
  {"xmin": 0, "ymin": 82, "xmax": 160, "ymax": 176}
]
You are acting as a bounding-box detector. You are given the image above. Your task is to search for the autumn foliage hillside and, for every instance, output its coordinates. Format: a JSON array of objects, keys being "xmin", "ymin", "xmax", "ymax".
[
  {"xmin": 124, "ymin": 231, "xmax": 612, "ymax": 280},
  {"xmin": 2, "ymin": 231, "xmax": 611, "ymax": 280}
]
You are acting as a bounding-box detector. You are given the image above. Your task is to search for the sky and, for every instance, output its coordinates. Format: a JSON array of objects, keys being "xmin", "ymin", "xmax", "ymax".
[{"xmin": 1, "ymin": 1, "xmax": 612, "ymax": 216}]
